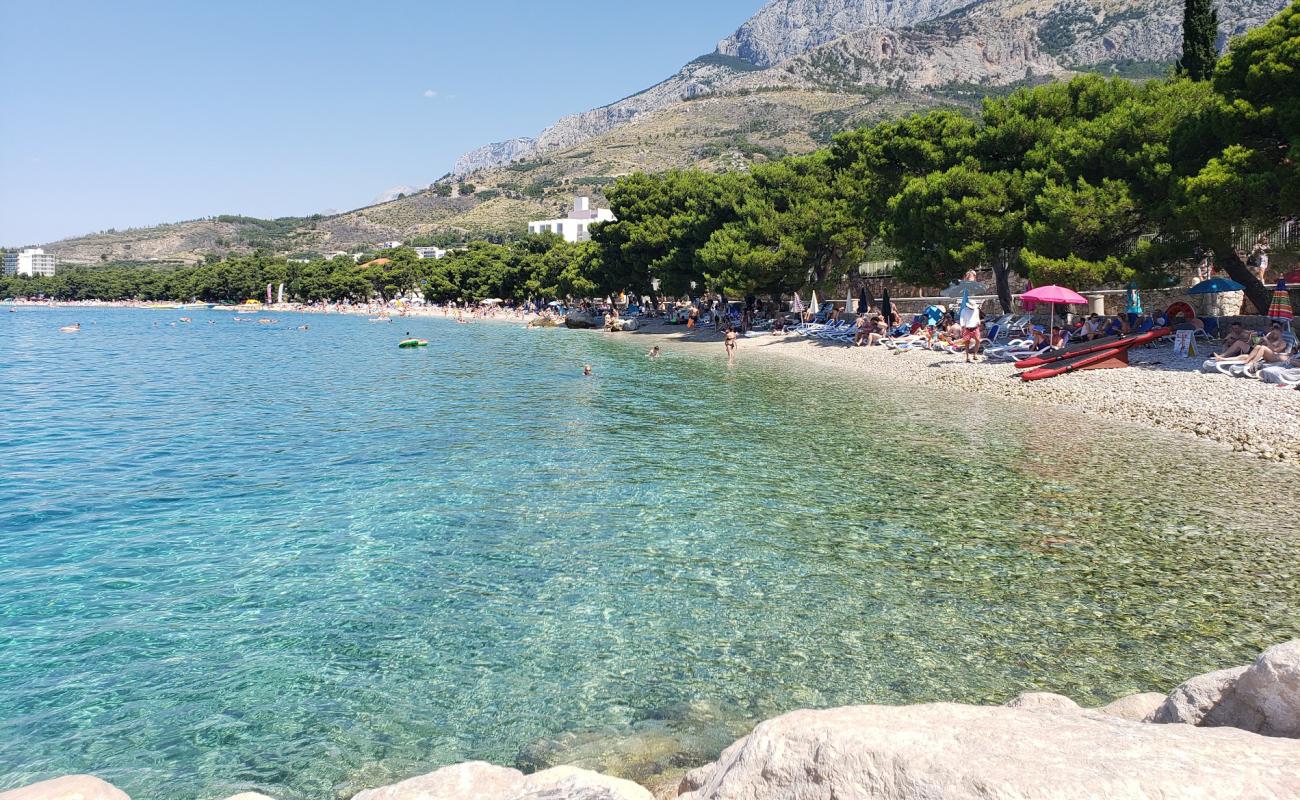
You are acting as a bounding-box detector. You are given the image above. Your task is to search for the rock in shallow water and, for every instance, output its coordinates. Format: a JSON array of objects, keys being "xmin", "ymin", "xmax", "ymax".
[
  {"xmin": 1228, "ymin": 639, "xmax": 1300, "ymax": 737},
  {"xmin": 349, "ymin": 761, "xmax": 651, "ymax": 800},
  {"xmin": 1152, "ymin": 666, "xmax": 1249, "ymax": 727},
  {"xmin": 677, "ymin": 703, "xmax": 1300, "ymax": 799},
  {"xmin": 1095, "ymin": 692, "xmax": 1166, "ymax": 722},
  {"xmin": 1003, "ymin": 691, "xmax": 1080, "ymax": 712},
  {"xmin": 0, "ymin": 776, "xmax": 129, "ymax": 800}
]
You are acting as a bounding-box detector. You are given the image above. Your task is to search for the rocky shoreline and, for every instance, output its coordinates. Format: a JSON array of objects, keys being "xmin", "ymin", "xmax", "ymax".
[{"xmin": 5, "ymin": 640, "xmax": 1298, "ymax": 800}]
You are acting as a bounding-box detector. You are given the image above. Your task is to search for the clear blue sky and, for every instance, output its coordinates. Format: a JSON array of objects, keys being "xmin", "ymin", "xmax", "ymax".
[{"xmin": 0, "ymin": 0, "xmax": 761, "ymax": 246}]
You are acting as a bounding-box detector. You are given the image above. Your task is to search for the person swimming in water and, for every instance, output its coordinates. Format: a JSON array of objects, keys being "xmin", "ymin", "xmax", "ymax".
[
  {"xmin": 647, "ymin": 346, "xmax": 660, "ymax": 359},
  {"xmin": 724, "ymin": 328, "xmax": 738, "ymax": 364},
  {"xmin": 583, "ymin": 364, "xmax": 593, "ymax": 376}
]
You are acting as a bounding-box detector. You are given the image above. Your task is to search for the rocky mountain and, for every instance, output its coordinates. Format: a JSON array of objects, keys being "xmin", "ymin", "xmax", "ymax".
[
  {"xmin": 716, "ymin": 0, "xmax": 981, "ymax": 67},
  {"xmin": 35, "ymin": 0, "xmax": 1290, "ymax": 263},
  {"xmin": 451, "ymin": 0, "xmax": 1289, "ymax": 175}
]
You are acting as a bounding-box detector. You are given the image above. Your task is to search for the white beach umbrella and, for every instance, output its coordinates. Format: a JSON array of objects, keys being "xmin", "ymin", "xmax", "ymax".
[{"xmin": 809, "ymin": 289, "xmax": 820, "ymax": 316}]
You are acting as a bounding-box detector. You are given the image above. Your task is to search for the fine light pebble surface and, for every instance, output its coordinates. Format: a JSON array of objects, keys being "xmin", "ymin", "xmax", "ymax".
[{"xmin": 632, "ymin": 324, "xmax": 1300, "ymax": 466}]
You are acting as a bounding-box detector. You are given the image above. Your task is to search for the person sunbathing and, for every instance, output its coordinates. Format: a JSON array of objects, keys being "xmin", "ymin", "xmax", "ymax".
[
  {"xmin": 1237, "ymin": 323, "xmax": 1292, "ymax": 372},
  {"xmin": 853, "ymin": 314, "xmax": 871, "ymax": 346},
  {"xmin": 1080, "ymin": 314, "xmax": 1107, "ymax": 341},
  {"xmin": 1050, "ymin": 327, "xmax": 1066, "ymax": 348},
  {"xmin": 1029, "ymin": 326, "xmax": 1050, "ymax": 350},
  {"xmin": 865, "ymin": 316, "xmax": 887, "ymax": 347},
  {"xmin": 1214, "ymin": 323, "xmax": 1254, "ymax": 359}
]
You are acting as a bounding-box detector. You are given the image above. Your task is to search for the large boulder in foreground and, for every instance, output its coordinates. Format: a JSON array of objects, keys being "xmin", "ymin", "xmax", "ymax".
[
  {"xmin": 1152, "ymin": 640, "xmax": 1300, "ymax": 737},
  {"xmin": 1152, "ymin": 666, "xmax": 1249, "ymax": 727},
  {"xmin": 0, "ymin": 776, "xmax": 129, "ymax": 800},
  {"xmin": 1226, "ymin": 639, "xmax": 1300, "ymax": 737},
  {"xmin": 678, "ymin": 703, "xmax": 1300, "ymax": 799},
  {"xmin": 350, "ymin": 761, "xmax": 652, "ymax": 800}
]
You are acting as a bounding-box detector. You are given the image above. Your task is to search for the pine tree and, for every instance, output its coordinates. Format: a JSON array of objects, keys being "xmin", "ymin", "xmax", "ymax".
[{"xmin": 1179, "ymin": 0, "xmax": 1220, "ymax": 81}]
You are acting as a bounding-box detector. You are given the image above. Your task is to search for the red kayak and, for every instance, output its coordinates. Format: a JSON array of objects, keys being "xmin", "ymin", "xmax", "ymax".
[
  {"xmin": 1020, "ymin": 328, "xmax": 1169, "ymax": 382},
  {"xmin": 1015, "ymin": 335, "xmax": 1124, "ymax": 369}
]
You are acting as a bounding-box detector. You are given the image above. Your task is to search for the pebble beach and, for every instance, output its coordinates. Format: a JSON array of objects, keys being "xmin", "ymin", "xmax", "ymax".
[{"xmin": 627, "ymin": 321, "xmax": 1300, "ymax": 466}]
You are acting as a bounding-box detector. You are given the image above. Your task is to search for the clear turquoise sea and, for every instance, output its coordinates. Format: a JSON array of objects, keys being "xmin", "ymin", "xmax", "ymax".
[{"xmin": 2, "ymin": 307, "xmax": 1298, "ymax": 799}]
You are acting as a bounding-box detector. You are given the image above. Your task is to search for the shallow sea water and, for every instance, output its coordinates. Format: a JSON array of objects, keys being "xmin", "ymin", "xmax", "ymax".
[{"xmin": 2, "ymin": 307, "xmax": 1298, "ymax": 799}]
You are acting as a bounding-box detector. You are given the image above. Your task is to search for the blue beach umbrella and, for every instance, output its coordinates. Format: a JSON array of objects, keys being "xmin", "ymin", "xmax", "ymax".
[{"xmin": 1188, "ymin": 277, "xmax": 1246, "ymax": 295}]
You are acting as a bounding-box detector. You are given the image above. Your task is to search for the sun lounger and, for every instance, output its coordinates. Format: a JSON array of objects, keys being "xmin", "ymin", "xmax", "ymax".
[
  {"xmin": 1260, "ymin": 366, "xmax": 1300, "ymax": 387},
  {"xmin": 1005, "ymin": 315, "xmax": 1032, "ymax": 338}
]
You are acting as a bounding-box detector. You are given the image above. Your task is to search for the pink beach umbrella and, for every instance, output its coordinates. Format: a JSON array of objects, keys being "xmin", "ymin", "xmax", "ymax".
[
  {"xmin": 1020, "ymin": 285, "xmax": 1088, "ymax": 338},
  {"xmin": 1021, "ymin": 281, "xmax": 1037, "ymax": 312}
]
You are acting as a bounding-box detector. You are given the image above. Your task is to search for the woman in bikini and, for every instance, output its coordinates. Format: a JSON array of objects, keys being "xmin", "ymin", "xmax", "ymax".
[{"xmin": 724, "ymin": 328, "xmax": 738, "ymax": 364}]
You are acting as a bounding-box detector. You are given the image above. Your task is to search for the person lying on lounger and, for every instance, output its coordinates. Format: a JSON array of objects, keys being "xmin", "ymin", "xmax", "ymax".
[
  {"xmin": 1236, "ymin": 323, "xmax": 1292, "ymax": 371},
  {"xmin": 1214, "ymin": 323, "xmax": 1253, "ymax": 359}
]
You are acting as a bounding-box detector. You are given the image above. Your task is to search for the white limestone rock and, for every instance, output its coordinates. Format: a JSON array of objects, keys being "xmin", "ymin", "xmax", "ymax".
[
  {"xmin": 1003, "ymin": 691, "xmax": 1081, "ymax": 712},
  {"xmin": 349, "ymin": 761, "xmax": 651, "ymax": 800},
  {"xmin": 1152, "ymin": 665, "xmax": 1249, "ymax": 726},
  {"xmin": 678, "ymin": 703, "xmax": 1300, "ymax": 799},
  {"xmin": 1096, "ymin": 692, "xmax": 1167, "ymax": 722},
  {"xmin": 1224, "ymin": 639, "xmax": 1300, "ymax": 737},
  {"xmin": 0, "ymin": 776, "xmax": 130, "ymax": 800}
]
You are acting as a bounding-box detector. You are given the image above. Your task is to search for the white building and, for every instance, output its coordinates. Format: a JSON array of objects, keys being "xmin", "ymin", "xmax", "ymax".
[
  {"xmin": 3, "ymin": 248, "xmax": 58, "ymax": 277},
  {"xmin": 528, "ymin": 196, "xmax": 615, "ymax": 243},
  {"xmin": 414, "ymin": 246, "xmax": 446, "ymax": 260}
]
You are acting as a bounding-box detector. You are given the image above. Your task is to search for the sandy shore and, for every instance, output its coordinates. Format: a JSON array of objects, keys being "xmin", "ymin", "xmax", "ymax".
[{"xmin": 620, "ymin": 320, "xmax": 1300, "ymax": 466}]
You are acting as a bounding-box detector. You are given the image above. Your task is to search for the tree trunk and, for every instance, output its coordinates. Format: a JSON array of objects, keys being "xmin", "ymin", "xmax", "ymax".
[
  {"xmin": 1214, "ymin": 242, "xmax": 1271, "ymax": 315},
  {"xmin": 992, "ymin": 250, "xmax": 1015, "ymax": 315}
]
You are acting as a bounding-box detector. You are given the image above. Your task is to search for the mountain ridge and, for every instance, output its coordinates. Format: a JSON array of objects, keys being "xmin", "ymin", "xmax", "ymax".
[{"xmin": 30, "ymin": 0, "xmax": 1290, "ymax": 264}]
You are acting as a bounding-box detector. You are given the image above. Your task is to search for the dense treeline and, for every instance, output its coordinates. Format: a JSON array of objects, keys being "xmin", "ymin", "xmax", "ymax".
[
  {"xmin": 592, "ymin": 2, "xmax": 1297, "ymax": 315},
  {"xmin": 0, "ymin": 236, "xmax": 600, "ymax": 305},
  {"xmin": 4, "ymin": 3, "xmax": 1296, "ymax": 312}
]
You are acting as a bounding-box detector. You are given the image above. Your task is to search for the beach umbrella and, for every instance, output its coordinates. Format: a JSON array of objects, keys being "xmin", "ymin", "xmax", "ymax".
[
  {"xmin": 1188, "ymin": 277, "xmax": 1246, "ymax": 294},
  {"xmin": 880, "ymin": 287, "xmax": 892, "ymax": 328},
  {"xmin": 940, "ymin": 279, "xmax": 988, "ymax": 298},
  {"xmin": 1269, "ymin": 279, "xmax": 1293, "ymax": 321},
  {"xmin": 1021, "ymin": 285, "xmax": 1087, "ymax": 338},
  {"xmin": 1021, "ymin": 280, "xmax": 1038, "ymax": 312},
  {"xmin": 846, "ymin": 285, "xmax": 854, "ymax": 314},
  {"xmin": 789, "ymin": 292, "xmax": 804, "ymax": 314},
  {"xmin": 1124, "ymin": 282, "xmax": 1143, "ymax": 315},
  {"xmin": 860, "ymin": 285, "xmax": 872, "ymax": 315},
  {"xmin": 809, "ymin": 289, "xmax": 820, "ymax": 317}
]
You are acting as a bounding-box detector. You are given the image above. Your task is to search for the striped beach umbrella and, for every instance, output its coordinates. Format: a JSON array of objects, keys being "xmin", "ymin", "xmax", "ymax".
[
  {"xmin": 1268, "ymin": 279, "xmax": 1293, "ymax": 321},
  {"xmin": 789, "ymin": 293, "xmax": 804, "ymax": 313}
]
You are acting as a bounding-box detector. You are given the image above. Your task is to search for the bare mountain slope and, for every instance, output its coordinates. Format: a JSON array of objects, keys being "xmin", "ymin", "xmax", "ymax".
[
  {"xmin": 453, "ymin": 0, "xmax": 1288, "ymax": 174},
  {"xmin": 36, "ymin": 0, "xmax": 1290, "ymax": 263}
]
